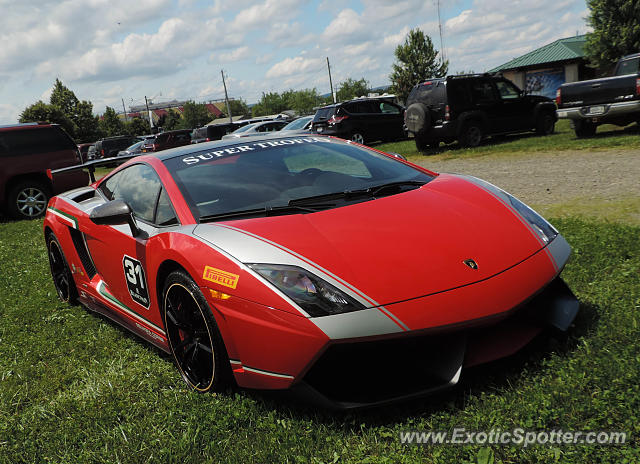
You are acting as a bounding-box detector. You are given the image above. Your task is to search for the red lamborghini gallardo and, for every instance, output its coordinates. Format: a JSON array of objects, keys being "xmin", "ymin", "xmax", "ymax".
[{"xmin": 44, "ymin": 134, "xmax": 578, "ymax": 408}]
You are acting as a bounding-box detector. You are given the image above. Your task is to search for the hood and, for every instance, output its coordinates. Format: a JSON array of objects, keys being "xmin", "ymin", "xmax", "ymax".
[{"xmin": 193, "ymin": 174, "xmax": 544, "ymax": 307}]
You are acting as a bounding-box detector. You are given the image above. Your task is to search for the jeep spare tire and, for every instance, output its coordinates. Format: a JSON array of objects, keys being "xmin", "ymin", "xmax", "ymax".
[{"xmin": 405, "ymin": 103, "xmax": 430, "ymax": 134}]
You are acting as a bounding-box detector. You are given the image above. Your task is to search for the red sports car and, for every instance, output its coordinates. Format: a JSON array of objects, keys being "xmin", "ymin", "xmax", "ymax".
[{"xmin": 45, "ymin": 135, "xmax": 578, "ymax": 408}]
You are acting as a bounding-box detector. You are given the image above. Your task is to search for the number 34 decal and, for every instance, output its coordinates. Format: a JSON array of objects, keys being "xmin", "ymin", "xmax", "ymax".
[{"xmin": 123, "ymin": 255, "xmax": 150, "ymax": 308}]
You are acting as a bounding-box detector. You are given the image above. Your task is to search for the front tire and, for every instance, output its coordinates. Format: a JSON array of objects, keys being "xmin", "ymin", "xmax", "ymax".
[
  {"xmin": 162, "ymin": 270, "xmax": 231, "ymax": 392},
  {"xmin": 47, "ymin": 234, "xmax": 78, "ymax": 304},
  {"xmin": 350, "ymin": 131, "xmax": 365, "ymax": 144},
  {"xmin": 8, "ymin": 180, "xmax": 51, "ymax": 219}
]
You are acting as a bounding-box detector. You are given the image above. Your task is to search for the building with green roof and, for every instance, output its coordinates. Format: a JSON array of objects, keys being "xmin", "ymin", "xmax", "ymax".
[{"xmin": 489, "ymin": 35, "xmax": 595, "ymax": 99}]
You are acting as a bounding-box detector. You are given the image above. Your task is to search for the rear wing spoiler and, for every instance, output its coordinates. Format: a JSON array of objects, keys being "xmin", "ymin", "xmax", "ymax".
[{"xmin": 47, "ymin": 154, "xmax": 139, "ymax": 183}]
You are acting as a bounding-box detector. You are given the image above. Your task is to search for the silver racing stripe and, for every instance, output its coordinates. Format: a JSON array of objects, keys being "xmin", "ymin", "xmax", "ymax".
[{"xmin": 190, "ymin": 224, "xmax": 410, "ymax": 336}]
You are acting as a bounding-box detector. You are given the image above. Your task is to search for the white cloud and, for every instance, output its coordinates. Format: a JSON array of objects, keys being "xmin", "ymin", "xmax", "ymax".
[
  {"xmin": 266, "ymin": 56, "xmax": 324, "ymax": 79},
  {"xmin": 231, "ymin": 0, "xmax": 306, "ymax": 30},
  {"xmin": 218, "ymin": 46, "xmax": 251, "ymax": 63}
]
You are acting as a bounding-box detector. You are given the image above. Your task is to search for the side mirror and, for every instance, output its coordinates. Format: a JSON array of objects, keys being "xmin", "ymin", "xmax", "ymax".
[
  {"xmin": 389, "ymin": 152, "xmax": 407, "ymax": 161},
  {"xmin": 90, "ymin": 200, "xmax": 141, "ymax": 237}
]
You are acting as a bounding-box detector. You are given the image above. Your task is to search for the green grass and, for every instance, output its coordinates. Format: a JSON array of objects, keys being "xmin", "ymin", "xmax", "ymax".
[
  {"xmin": 378, "ymin": 120, "xmax": 640, "ymax": 161},
  {"xmin": 0, "ymin": 217, "xmax": 639, "ymax": 463}
]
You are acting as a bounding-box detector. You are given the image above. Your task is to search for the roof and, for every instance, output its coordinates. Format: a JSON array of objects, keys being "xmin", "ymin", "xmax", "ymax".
[{"xmin": 489, "ymin": 35, "xmax": 587, "ymax": 72}]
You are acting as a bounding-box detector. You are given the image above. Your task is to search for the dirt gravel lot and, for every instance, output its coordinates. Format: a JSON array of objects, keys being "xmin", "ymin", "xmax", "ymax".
[{"xmin": 413, "ymin": 148, "xmax": 640, "ymax": 223}]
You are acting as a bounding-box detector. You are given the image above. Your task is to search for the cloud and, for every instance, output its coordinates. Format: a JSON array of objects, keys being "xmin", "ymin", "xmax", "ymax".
[
  {"xmin": 218, "ymin": 46, "xmax": 251, "ymax": 63},
  {"xmin": 231, "ymin": 0, "xmax": 306, "ymax": 30},
  {"xmin": 265, "ymin": 56, "xmax": 324, "ymax": 78}
]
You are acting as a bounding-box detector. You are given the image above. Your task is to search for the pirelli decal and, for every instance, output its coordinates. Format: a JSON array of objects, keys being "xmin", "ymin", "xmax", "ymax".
[{"xmin": 203, "ymin": 266, "xmax": 239, "ymax": 289}]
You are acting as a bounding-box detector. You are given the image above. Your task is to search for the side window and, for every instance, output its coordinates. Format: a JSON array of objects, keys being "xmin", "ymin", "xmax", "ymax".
[
  {"xmin": 154, "ymin": 188, "xmax": 178, "ymax": 226},
  {"xmin": 470, "ymin": 80, "xmax": 497, "ymax": 104},
  {"xmin": 380, "ymin": 102, "xmax": 400, "ymax": 114},
  {"xmin": 99, "ymin": 164, "xmax": 162, "ymax": 223},
  {"xmin": 495, "ymin": 81, "xmax": 521, "ymax": 100}
]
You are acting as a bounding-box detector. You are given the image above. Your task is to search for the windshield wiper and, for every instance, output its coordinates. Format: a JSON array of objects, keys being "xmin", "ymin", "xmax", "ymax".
[
  {"xmin": 199, "ymin": 204, "xmax": 334, "ymax": 223},
  {"xmin": 288, "ymin": 180, "xmax": 427, "ymax": 206}
]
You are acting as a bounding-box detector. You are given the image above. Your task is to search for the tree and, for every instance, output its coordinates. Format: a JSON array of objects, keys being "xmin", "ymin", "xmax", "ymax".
[
  {"xmin": 19, "ymin": 101, "xmax": 75, "ymax": 136},
  {"xmin": 75, "ymin": 100, "xmax": 100, "ymax": 142},
  {"xmin": 98, "ymin": 106, "xmax": 124, "ymax": 137},
  {"xmin": 163, "ymin": 109, "xmax": 183, "ymax": 131},
  {"xmin": 182, "ymin": 101, "xmax": 211, "ymax": 129},
  {"xmin": 336, "ymin": 78, "xmax": 369, "ymax": 101},
  {"xmin": 585, "ymin": 0, "xmax": 640, "ymax": 73},
  {"xmin": 50, "ymin": 79, "xmax": 79, "ymax": 118},
  {"xmin": 124, "ymin": 117, "xmax": 150, "ymax": 136},
  {"xmin": 252, "ymin": 92, "xmax": 289, "ymax": 117},
  {"xmin": 390, "ymin": 28, "xmax": 448, "ymax": 103},
  {"xmin": 228, "ymin": 99, "xmax": 250, "ymax": 117}
]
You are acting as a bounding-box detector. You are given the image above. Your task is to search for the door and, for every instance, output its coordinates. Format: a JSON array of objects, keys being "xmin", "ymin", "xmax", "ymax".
[
  {"xmin": 493, "ymin": 79, "xmax": 530, "ymax": 132},
  {"xmin": 378, "ymin": 101, "xmax": 404, "ymax": 140},
  {"xmin": 83, "ymin": 163, "xmax": 167, "ymax": 315},
  {"xmin": 468, "ymin": 78, "xmax": 502, "ymax": 134}
]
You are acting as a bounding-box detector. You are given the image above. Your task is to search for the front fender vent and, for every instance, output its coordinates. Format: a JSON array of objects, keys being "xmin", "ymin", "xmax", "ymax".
[{"xmin": 68, "ymin": 227, "xmax": 97, "ymax": 279}]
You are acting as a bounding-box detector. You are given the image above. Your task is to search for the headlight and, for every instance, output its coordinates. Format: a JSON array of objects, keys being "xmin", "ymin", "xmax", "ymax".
[
  {"xmin": 247, "ymin": 264, "xmax": 365, "ymax": 317},
  {"xmin": 467, "ymin": 175, "xmax": 558, "ymax": 244},
  {"xmin": 506, "ymin": 194, "xmax": 558, "ymax": 244}
]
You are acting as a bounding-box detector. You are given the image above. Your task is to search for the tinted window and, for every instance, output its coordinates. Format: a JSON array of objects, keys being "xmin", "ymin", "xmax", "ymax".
[
  {"xmin": 0, "ymin": 126, "xmax": 76, "ymax": 157},
  {"xmin": 163, "ymin": 137, "xmax": 434, "ymax": 220},
  {"xmin": 155, "ymin": 188, "xmax": 178, "ymax": 226},
  {"xmin": 380, "ymin": 102, "xmax": 400, "ymax": 114},
  {"xmin": 470, "ymin": 80, "xmax": 497, "ymax": 103},
  {"xmin": 313, "ymin": 107, "xmax": 336, "ymax": 121},
  {"xmin": 99, "ymin": 164, "xmax": 162, "ymax": 223},
  {"xmin": 616, "ymin": 57, "xmax": 639, "ymax": 76},
  {"xmin": 495, "ymin": 80, "xmax": 521, "ymax": 100}
]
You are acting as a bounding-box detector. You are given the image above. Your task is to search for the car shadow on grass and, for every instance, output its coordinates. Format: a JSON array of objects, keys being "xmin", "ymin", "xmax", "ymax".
[{"xmin": 246, "ymin": 300, "xmax": 600, "ymax": 424}]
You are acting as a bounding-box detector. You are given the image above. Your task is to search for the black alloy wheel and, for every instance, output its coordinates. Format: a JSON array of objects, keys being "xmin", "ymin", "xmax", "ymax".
[
  {"xmin": 163, "ymin": 271, "xmax": 230, "ymax": 392},
  {"xmin": 459, "ymin": 121, "xmax": 483, "ymax": 148},
  {"xmin": 536, "ymin": 112, "xmax": 555, "ymax": 135},
  {"xmin": 47, "ymin": 234, "xmax": 78, "ymax": 304}
]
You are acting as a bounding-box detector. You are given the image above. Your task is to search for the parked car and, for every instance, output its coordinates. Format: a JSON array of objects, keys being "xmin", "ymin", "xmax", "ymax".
[
  {"xmin": 94, "ymin": 136, "xmax": 139, "ymax": 159},
  {"xmin": 311, "ymin": 97, "xmax": 406, "ymax": 144},
  {"xmin": 86, "ymin": 144, "xmax": 98, "ymax": 161},
  {"xmin": 141, "ymin": 129, "xmax": 192, "ymax": 152},
  {"xmin": 404, "ymin": 74, "xmax": 557, "ymax": 150},
  {"xmin": 117, "ymin": 140, "xmax": 145, "ymax": 157},
  {"xmin": 280, "ymin": 115, "xmax": 313, "ymax": 134},
  {"xmin": 221, "ymin": 120, "xmax": 289, "ymax": 140},
  {"xmin": 556, "ymin": 53, "xmax": 640, "ymax": 137},
  {"xmin": 77, "ymin": 143, "xmax": 93, "ymax": 163},
  {"xmin": 0, "ymin": 123, "xmax": 88, "ymax": 219},
  {"xmin": 191, "ymin": 124, "xmax": 237, "ymax": 143},
  {"xmin": 44, "ymin": 133, "xmax": 577, "ymax": 408}
]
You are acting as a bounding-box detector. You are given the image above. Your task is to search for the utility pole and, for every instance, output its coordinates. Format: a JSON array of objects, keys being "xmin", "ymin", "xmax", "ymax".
[
  {"xmin": 327, "ymin": 57, "xmax": 336, "ymax": 103},
  {"xmin": 437, "ymin": 0, "xmax": 446, "ymax": 63},
  {"xmin": 221, "ymin": 70, "xmax": 233, "ymax": 124},
  {"xmin": 121, "ymin": 98, "xmax": 128, "ymax": 122},
  {"xmin": 144, "ymin": 96, "xmax": 153, "ymax": 131}
]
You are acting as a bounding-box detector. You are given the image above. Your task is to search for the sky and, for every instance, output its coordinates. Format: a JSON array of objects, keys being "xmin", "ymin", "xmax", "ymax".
[{"xmin": 0, "ymin": 0, "xmax": 590, "ymax": 124}]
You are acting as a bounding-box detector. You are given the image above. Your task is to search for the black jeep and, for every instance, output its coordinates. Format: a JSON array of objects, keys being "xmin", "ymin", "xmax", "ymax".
[{"xmin": 404, "ymin": 74, "xmax": 557, "ymax": 151}]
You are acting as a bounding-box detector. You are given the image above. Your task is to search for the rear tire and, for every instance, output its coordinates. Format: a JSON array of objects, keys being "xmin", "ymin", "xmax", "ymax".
[
  {"xmin": 458, "ymin": 121, "xmax": 483, "ymax": 148},
  {"xmin": 46, "ymin": 233, "xmax": 78, "ymax": 305},
  {"xmin": 574, "ymin": 120, "xmax": 597, "ymax": 137},
  {"xmin": 162, "ymin": 270, "xmax": 231, "ymax": 392},
  {"xmin": 535, "ymin": 112, "xmax": 555, "ymax": 135},
  {"xmin": 8, "ymin": 179, "xmax": 51, "ymax": 219}
]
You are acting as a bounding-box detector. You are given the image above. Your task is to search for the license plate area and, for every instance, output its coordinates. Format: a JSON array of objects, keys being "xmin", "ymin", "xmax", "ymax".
[{"xmin": 587, "ymin": 105, "xmax": 605, "ymax": 115}]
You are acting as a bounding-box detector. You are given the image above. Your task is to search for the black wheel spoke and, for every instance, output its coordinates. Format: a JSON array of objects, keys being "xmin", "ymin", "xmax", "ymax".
[{"xmin": 164, "ymin": 281, "xmax": 216, "ymax": 391}]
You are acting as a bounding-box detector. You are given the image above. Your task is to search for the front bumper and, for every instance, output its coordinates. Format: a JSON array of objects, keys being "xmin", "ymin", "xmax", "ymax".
[
  {"xmin": 293, "ymin": 277, "xmax": 579, "ymax": 409},
  {"xmin": 557, "ymin": 100, "xmax": 640, "ymax": 120}
]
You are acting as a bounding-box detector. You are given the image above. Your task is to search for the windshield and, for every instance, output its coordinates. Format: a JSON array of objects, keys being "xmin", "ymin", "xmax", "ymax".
[
  {"xmin": 230, "ymin": 123, "xmax": 258, "ymax": 134},
  {"xmin": 282, "ymin": 116, "xmax": 312, "ymax": 130},
  {"xmin": 125, "ymin": 141, "xmax": 144, "ymax": 151},
  {"xmin": 163, "ymin": 136, "xmax": 433, "ymax": 221}
]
